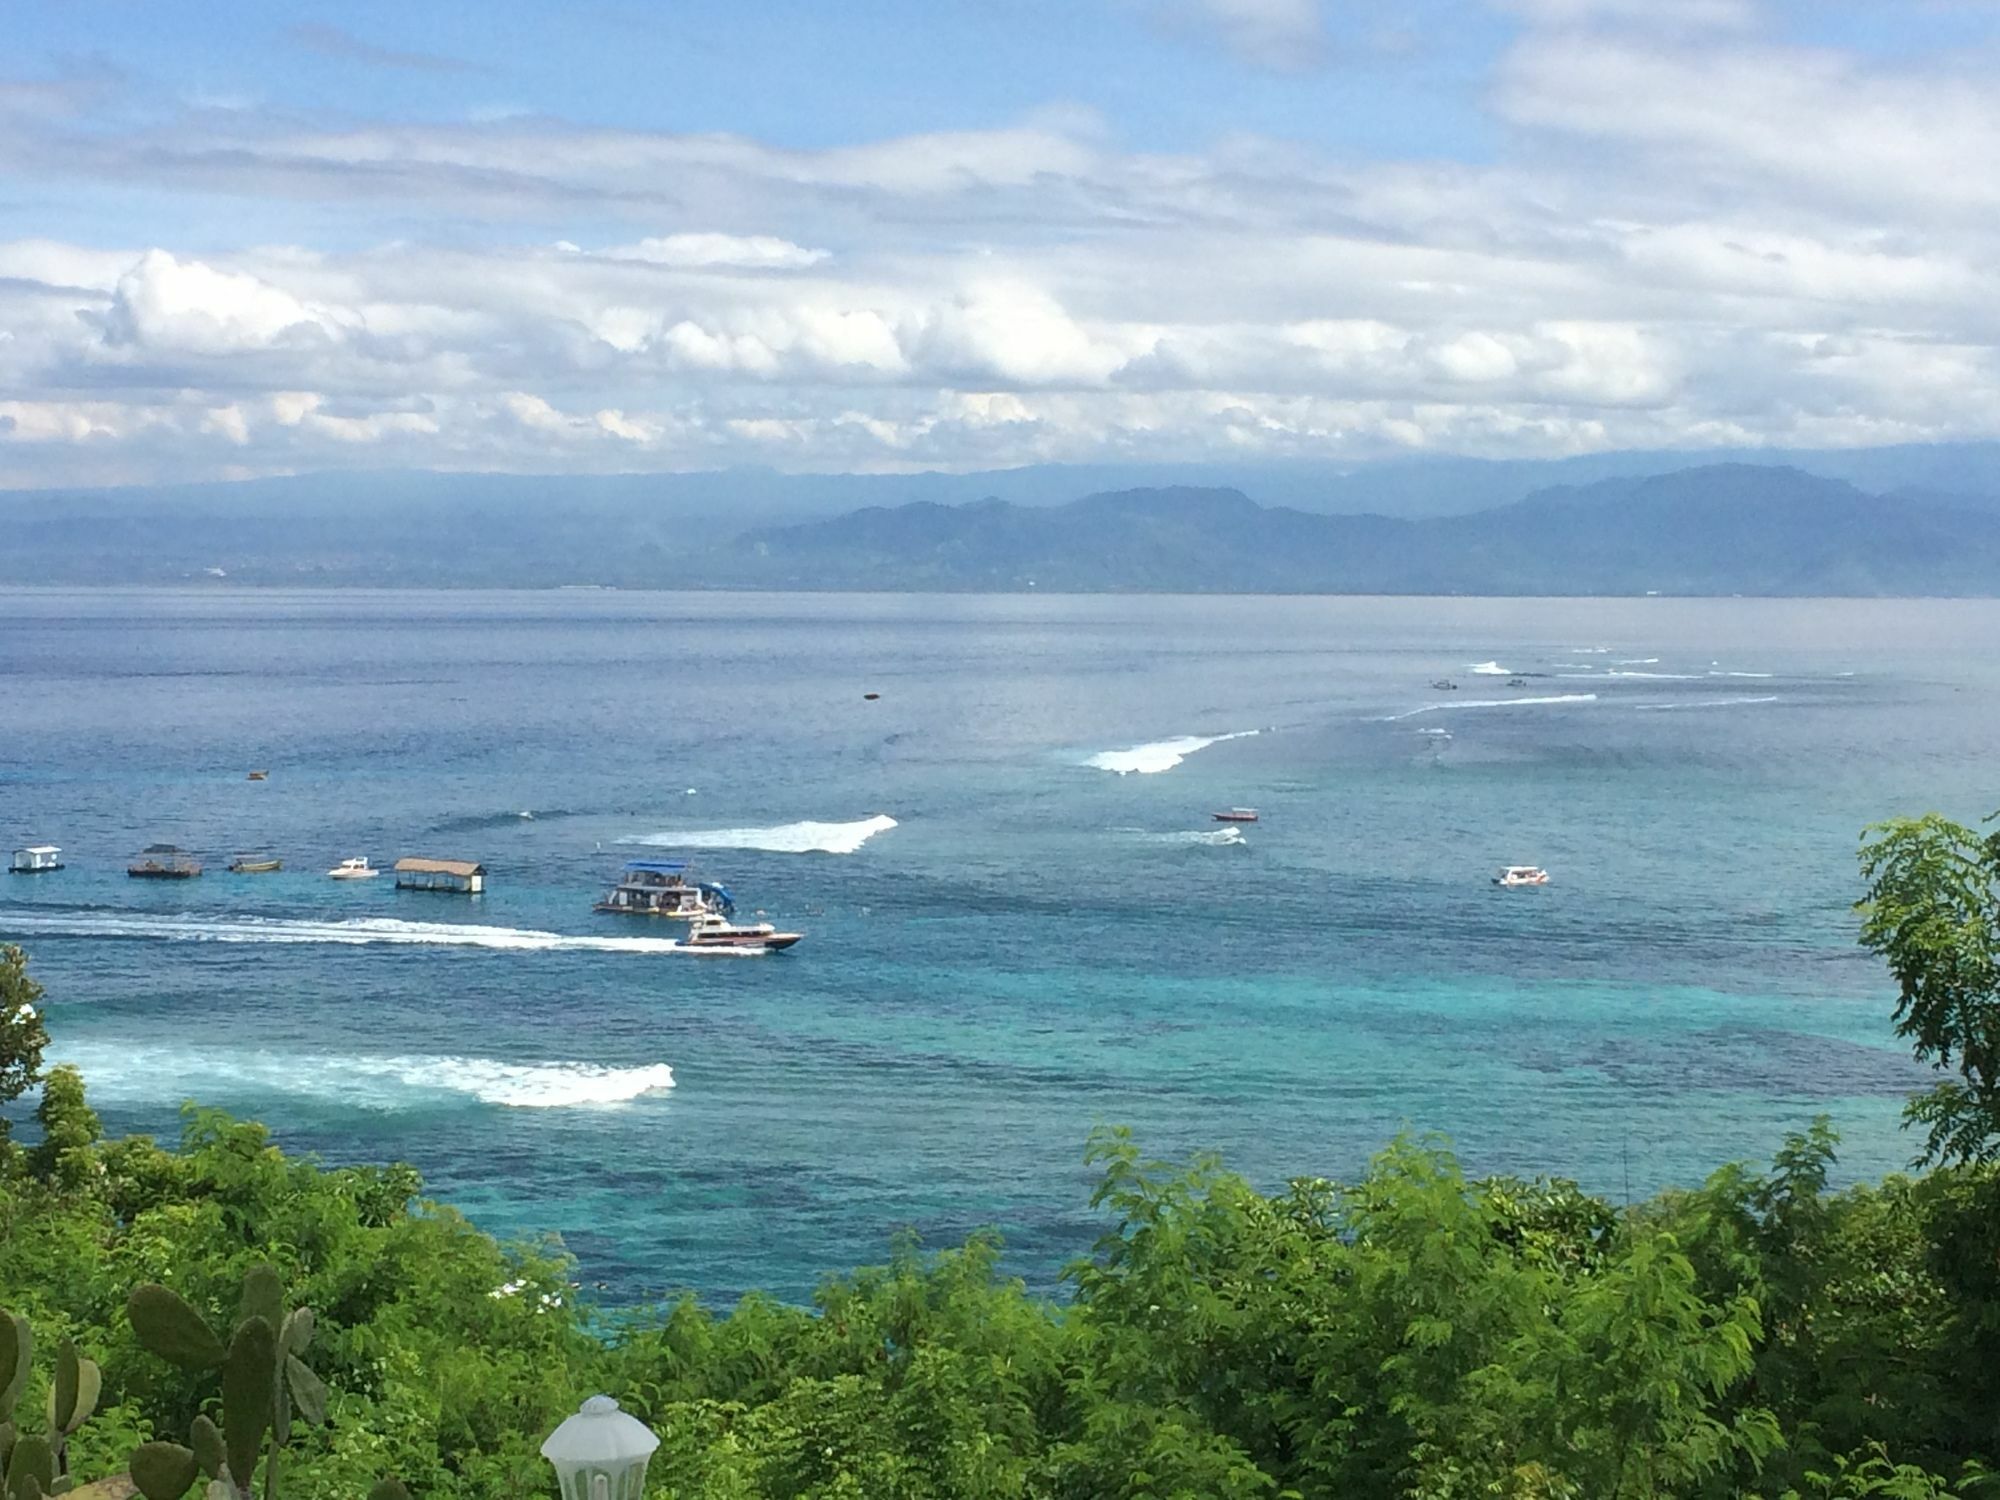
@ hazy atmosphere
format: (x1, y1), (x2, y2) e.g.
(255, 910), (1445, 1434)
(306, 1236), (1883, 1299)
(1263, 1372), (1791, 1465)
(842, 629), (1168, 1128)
(8, 1), (2000, 486)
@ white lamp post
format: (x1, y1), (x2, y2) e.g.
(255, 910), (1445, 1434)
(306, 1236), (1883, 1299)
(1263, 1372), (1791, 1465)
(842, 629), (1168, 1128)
(541, 1395), (660, 1500)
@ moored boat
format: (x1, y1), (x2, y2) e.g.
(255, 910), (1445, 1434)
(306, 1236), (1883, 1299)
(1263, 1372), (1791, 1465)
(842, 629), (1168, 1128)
(328, 857), (380, 880)
(229, 855), (282, 873)
(684, 913), (803, 952)
(1493, 865), (1551, 888)
(10, 845), (62, 874)
(595, 860), (733, 919)
(1210, 808), (1259, 823)
(129, 844), (201, 879)
(1431, 679), (1459, 691)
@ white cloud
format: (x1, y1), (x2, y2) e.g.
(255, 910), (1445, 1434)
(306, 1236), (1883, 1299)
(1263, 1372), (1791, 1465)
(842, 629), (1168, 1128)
(9, 24), (2000, 485)
(1140, 0), (1327, 71)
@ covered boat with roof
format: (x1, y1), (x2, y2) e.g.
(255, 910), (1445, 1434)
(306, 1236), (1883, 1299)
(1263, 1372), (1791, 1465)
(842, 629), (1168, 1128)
(594, 859), (734, 919)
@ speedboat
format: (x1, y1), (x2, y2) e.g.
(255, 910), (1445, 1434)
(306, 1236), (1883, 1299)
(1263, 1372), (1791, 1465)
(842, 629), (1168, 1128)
(328, 857), (380, 880)
(1493, 865), (1550, 888)
(683, 913), (802, 952)
(1211, 808), (1259, 823)
(1506, 677), (1529, 687)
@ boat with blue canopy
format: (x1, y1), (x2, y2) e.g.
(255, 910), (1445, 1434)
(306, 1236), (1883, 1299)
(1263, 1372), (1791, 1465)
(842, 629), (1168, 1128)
(594, 859), (734, 919)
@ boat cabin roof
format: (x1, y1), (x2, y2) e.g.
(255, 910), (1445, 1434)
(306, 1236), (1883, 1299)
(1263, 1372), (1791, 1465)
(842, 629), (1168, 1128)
(395, 857), (485, 877)
(141, 843), (188, 854)
(16, 845), (59, 856)
(622, 859), (688, 874)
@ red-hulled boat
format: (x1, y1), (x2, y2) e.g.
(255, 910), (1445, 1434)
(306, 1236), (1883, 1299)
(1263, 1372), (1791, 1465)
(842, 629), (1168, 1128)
(1210, 808), (1259, 824)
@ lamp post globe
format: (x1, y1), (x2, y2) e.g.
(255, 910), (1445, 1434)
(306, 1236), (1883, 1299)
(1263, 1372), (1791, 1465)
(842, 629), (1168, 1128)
(540, 1395), (660, 1500)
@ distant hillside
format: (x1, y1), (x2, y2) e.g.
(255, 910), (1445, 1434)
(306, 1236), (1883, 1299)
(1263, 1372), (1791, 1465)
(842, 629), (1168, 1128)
(727, 466), (2000, 595)
(5, 460), (2000, 593)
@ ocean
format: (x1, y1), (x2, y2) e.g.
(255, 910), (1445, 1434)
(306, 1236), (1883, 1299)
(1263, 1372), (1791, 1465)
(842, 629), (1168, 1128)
(2, 589), (1993, 1303)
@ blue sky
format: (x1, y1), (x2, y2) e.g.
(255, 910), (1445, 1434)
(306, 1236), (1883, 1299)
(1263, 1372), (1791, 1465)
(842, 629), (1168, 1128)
(5, 0), (2000, 484)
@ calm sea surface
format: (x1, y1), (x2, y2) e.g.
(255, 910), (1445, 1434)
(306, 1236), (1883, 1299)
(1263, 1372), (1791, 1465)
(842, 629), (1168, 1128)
(2, 589), (1994, 1301)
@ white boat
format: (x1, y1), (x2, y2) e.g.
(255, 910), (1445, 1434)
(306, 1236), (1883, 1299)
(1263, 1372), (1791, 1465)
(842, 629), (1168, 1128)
(1493, 865), (1550, 888)
(683, 913), (803, 952)
(328, 857), (381, 880)
(10, 845), (63, 874)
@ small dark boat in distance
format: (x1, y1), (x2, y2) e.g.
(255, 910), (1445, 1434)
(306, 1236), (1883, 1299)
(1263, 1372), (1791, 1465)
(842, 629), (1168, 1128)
(247, 770), (269, 781)
(1506, 676), (1529, 687)
(1211, 808), (1260, 823)
(863, 692), (881, 701)
(229, 856), (282, 873)
(1431, 679), (1458, 691)
(130, 844), (202, 879)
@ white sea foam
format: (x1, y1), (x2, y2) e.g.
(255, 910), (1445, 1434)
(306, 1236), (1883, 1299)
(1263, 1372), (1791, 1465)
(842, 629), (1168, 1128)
(1616, 658), (1660, 665)
(1568, 647), (1610, 654)
(1085, 730), (1259, 775)
(1381, 693), (1597, 721)
(1604, 670), (1703, 680)
(1631, 696), (1780, 712)
(1708, 670), (1774, 678)
(0, 911), (750, 955)
(625, 814), (897, 854)
(53, 1041), (676, 1110)
(1469, 661), (1514, 676)
(1142, 827), (1250, 847)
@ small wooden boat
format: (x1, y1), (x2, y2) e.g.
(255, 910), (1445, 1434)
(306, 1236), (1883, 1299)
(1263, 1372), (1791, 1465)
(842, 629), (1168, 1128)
(247, 770), (269, 781)
(1211, 808), (1260, 823)
(129, 844), (201, 879)
(229, 856), (282, 874)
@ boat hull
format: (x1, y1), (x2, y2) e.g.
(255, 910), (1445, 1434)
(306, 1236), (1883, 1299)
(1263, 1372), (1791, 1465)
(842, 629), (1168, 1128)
(129, 868), (200, 879)
(8, 865), (63, 874)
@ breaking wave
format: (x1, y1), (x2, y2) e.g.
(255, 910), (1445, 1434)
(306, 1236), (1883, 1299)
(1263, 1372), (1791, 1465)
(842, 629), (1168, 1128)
(0, 910), (740, 955)
(1468, 661), (1514, 676)
(1604, 670), (1702, 680)
(1086, 730), (1259, 775)
(1616, 658), (1660, 665)
(1381, 694), (1597, 721)
(53, 1041), (676, 1110)
(1709, 670), (1774, 678)
(1632, 696), (1780, 712)
(624, 814), (897, 855)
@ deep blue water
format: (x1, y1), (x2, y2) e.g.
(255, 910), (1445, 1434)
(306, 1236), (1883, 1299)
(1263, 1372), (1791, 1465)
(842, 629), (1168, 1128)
(2, 589), (1993, 1303)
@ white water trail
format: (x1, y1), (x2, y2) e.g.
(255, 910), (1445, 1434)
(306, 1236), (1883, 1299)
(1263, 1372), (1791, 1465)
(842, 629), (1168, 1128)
(1381, 694), (1597, 722)
(1086, 730), (1259, 775)
(1140, 827), (1250, 847)
(624, 814), (896, 854)
(0, 911), (756, 955)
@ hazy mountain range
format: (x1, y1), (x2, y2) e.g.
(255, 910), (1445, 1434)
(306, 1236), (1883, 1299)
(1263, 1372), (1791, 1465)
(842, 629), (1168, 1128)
(7, 447), (2000, 594)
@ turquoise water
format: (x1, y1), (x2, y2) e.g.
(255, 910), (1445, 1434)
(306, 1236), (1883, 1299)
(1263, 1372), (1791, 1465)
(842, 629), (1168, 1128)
(1, 589), (1993, 1301)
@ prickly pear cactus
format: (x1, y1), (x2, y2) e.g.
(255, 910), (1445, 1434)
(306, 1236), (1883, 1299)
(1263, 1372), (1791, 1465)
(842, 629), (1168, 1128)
(1, 1307), (102, 1500)
(124, 1266), (344, 1500)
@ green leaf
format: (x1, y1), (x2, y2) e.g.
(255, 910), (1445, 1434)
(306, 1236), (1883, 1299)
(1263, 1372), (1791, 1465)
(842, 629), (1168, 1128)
(220, 1317), (276, 1495)
(48, 1344), (77, 1436)
(62, 1361), (99, 1438)
(234, 1267), (283, 1338)
(0, 1314), (31, 1421)
(126, 1288), (225, 1371)
(279, 1308), (313, 1359)
(283, 1357), (328, 1429)
(5, 1432), (53, 1500)
(129, 1442), (201, 1500)
(187, 1419), (223, 1482)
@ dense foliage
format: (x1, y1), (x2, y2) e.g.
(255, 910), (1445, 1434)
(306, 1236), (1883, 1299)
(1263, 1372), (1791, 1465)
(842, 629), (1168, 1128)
(0, 811), (1997, 1497)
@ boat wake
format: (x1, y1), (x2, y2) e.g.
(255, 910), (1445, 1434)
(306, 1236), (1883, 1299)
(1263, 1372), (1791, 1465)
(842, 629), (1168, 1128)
(0, 910), (755, 955)
(623, 814), (897, 854)
(1140, 827), (1250, 847)
(52, 1041), (676, 1110)
(1381, 694), (1597, 721)
(1086, 730), (1259, 775)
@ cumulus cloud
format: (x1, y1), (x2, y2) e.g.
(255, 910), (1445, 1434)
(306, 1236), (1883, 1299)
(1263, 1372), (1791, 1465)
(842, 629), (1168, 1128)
(7, 14), (2000, 485)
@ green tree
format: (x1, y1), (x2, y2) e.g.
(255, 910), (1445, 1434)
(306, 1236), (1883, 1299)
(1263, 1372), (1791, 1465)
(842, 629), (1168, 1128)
(0, 943), (51, 1153)
(30, 1065), (103, 1193)
(1858, 813), (2000, 1164)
